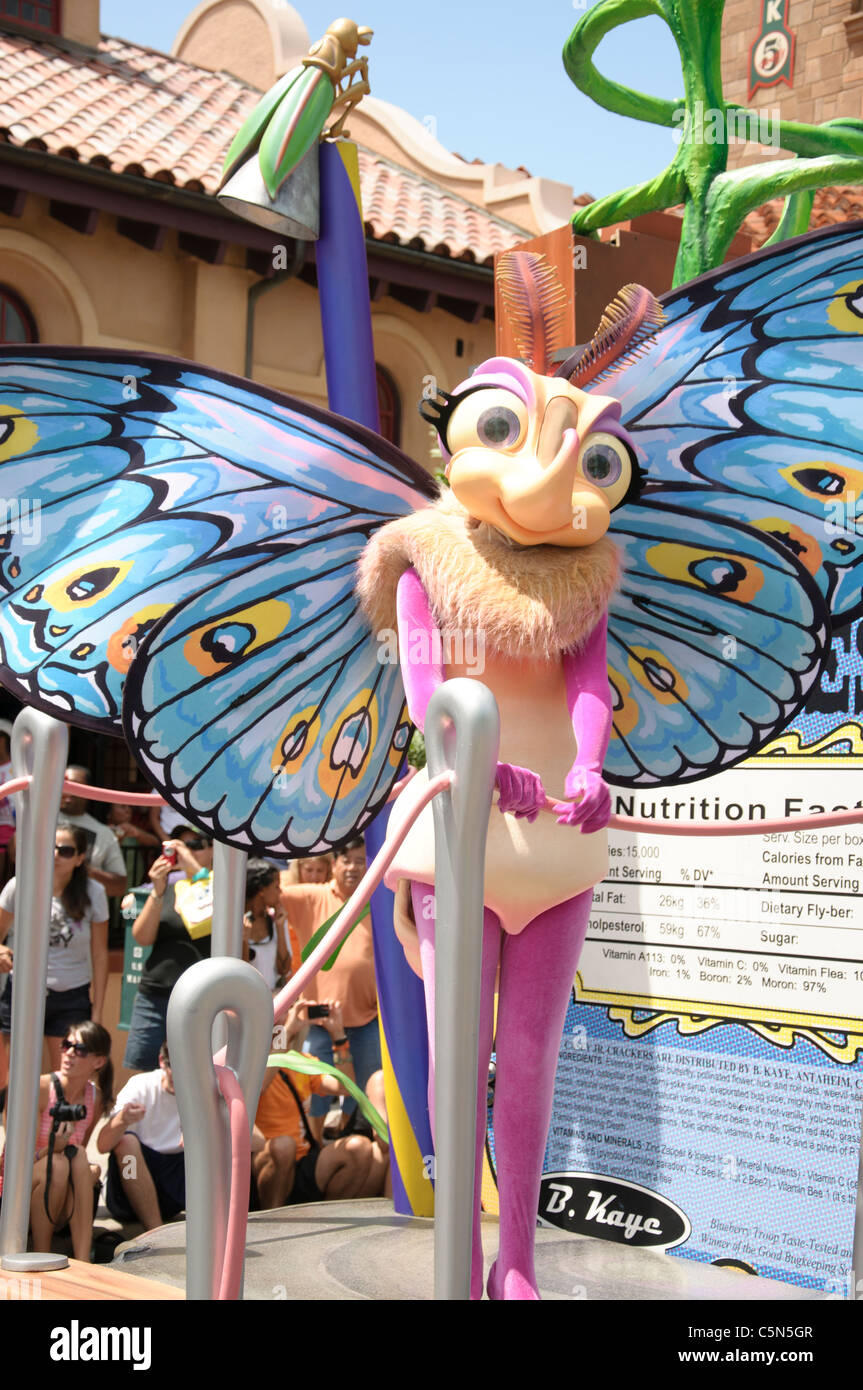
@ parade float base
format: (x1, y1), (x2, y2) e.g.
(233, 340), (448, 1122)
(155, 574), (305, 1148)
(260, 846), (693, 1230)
(112, 1200), (825, 1300)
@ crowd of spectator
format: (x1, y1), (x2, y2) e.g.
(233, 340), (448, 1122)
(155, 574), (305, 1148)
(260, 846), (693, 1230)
(0, 760), (389, 1263)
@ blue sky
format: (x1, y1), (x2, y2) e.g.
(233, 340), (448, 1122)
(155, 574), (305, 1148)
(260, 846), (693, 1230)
(100, 0), (690, 200)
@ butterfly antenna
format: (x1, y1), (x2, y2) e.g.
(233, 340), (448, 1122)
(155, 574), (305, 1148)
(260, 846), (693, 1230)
(496, 250), (568, 376)
(556, 284), (665, 389)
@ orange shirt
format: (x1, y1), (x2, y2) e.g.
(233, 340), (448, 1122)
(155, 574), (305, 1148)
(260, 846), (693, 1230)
(288, 924), (301, 976)
(256, 1067), (325, 1160)
(279, 878), (378, 1028)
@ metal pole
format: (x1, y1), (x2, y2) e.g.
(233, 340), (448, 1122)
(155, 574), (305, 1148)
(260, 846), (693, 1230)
(167, 957), (272, 1300)
(317, 139), (379, 428)
(316, 135), (435, 1215)
(211, 842), (247, 961)
(0, 708), (68, 1270)
(425, 679), (499, 1300)
(210, 842), (247, 1055)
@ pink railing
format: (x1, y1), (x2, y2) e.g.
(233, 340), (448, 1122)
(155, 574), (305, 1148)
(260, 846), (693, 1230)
(214, 1065), (251, 1302)
(3, 774), (857, 840)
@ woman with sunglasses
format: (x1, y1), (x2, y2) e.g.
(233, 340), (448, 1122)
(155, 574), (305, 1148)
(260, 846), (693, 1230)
(0, 1020), (112, 1262)
(0, 824), (109, 1074)
(123, 830), (214, 1072)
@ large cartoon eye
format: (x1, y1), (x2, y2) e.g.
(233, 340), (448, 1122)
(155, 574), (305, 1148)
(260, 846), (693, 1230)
(446, 389), (528, 455)
(576, 432), (634, 510)
(581, 439), (623, 486)
(477, 405), (521, 446)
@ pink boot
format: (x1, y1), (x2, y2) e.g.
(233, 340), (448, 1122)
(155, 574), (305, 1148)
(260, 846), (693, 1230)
(487, 889), (594, 1300)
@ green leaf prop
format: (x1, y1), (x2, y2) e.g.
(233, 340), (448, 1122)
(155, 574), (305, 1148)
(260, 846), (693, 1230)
(563, 0), (863, 282)
(300, 903), (370, 971)
(267, 1051), (388, 1142)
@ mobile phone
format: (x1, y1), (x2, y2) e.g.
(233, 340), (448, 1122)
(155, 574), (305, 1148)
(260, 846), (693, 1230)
(307, 1004), (330, 1019)
(162, 841), (177, 867)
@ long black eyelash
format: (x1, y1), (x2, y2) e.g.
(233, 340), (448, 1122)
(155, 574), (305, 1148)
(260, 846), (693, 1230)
(613, 448), (647, 512)
(417, 384), (489, 452)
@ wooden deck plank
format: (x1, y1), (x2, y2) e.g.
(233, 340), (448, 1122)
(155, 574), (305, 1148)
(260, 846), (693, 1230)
(0, 1259), (184, 1300)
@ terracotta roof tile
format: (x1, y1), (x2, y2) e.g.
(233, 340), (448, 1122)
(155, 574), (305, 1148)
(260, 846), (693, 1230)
(355, 147), (526, 262)
(0, 28), (527, 264)
(741, 185), (863, 244)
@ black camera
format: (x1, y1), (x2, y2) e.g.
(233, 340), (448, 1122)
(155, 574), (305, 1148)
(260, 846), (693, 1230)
(50, 1075), (85, 1128)
(42, 1079), (87, 1224)
(50, 1098), (86, 1126)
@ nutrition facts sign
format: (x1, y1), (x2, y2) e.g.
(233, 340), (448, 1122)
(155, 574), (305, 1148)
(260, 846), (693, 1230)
(540, 621), (863, 1295)
(582, 767), (861, 1029)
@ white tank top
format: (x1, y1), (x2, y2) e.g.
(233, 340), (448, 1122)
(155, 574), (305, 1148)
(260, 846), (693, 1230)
(248, 930), (280, 991)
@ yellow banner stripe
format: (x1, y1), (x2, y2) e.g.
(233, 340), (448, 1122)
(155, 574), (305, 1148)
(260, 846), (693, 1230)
(379, 1018), (434, 1217)
(336, 140), (363, 216)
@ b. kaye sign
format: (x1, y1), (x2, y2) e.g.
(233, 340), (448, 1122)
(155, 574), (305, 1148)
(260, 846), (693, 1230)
(539, 1172), (691, 1249)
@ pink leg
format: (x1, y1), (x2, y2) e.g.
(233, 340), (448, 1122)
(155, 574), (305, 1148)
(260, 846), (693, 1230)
(488, 888), (594, 1301)
(410, 882), (501, 1299)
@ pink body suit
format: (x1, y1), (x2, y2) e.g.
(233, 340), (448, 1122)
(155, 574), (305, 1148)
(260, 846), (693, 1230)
(389, 565), (613, 1300)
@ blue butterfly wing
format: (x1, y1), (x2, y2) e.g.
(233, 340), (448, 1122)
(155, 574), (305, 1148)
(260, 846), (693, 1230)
(0, 350), (433, 738)
(605, 503), (826, 783)
(600, 220), (863, 784)
(123, 534), (412, 854)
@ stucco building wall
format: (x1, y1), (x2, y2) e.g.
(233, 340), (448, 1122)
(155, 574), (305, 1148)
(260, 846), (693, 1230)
(0, 196), (495, 468)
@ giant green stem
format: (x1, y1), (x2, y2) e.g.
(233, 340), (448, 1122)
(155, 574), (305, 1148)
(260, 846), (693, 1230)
(563, 0), (863, 282)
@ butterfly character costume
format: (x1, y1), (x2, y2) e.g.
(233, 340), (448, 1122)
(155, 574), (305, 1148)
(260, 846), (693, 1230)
(0, 221), (861, 1298)
(357, 336), (638, 1300)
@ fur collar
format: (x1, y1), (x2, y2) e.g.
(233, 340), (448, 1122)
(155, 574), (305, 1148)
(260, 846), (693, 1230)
(357, 489), (619, 661)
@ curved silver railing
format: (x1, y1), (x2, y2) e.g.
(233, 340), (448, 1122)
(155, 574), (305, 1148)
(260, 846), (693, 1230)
(166, 958), (272, 1300)
(0, 708), (251, 1273)
(0, 709), (69, 1271)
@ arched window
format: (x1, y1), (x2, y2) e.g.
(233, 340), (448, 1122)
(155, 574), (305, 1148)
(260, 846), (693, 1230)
(0, 286), (36, 343)
(376, 364), (401, 447)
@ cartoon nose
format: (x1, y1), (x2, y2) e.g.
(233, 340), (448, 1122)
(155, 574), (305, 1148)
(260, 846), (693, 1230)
(499, 413), (582, 531)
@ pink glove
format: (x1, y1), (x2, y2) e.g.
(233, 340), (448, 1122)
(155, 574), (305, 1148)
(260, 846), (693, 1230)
(495, 762), (547, 822)
(552, 766), (611, 834)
